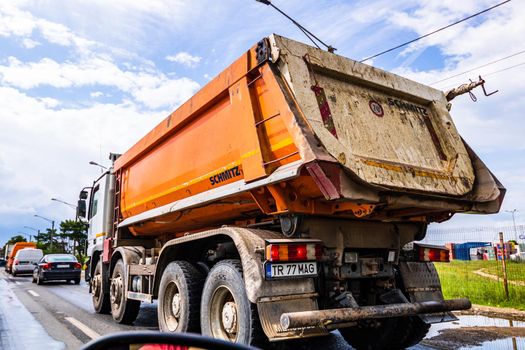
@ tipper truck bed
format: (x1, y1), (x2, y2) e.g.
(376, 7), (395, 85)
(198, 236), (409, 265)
(78, 34), (504, 349)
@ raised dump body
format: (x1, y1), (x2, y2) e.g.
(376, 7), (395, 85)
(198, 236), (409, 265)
(114, 34), (503, 237)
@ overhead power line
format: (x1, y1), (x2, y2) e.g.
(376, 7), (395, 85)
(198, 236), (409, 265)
(360, 0), (511, 63)
(484, 61), (525, 77)
(430, 49), (525, 85)
(438, 61), (525, 91)
(255, 0), (336, 52)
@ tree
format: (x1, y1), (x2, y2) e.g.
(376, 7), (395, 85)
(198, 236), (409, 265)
(35, 228), (60, 254)
(60, 219), (88, 259)
(6, 235), (27, 245)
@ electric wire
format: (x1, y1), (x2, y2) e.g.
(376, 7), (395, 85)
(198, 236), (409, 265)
(255, 0), (335, 52)
(360, 0), (511, 63)
(437, 61), (525, 91)
(430, 49), (525, 85)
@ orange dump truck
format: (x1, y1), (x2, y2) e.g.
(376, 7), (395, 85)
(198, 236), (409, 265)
(5, 241), (36, 273)
(78, 35), (504, 348)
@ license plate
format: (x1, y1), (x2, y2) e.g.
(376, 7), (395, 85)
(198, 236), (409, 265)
(265, 262), (317, 279)
(57, 264), (69, 268)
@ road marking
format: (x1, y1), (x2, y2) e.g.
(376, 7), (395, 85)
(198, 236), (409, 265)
(27, 289), (39, 297)
(65, 317), (100, 340)
(15, 281), (21, 285)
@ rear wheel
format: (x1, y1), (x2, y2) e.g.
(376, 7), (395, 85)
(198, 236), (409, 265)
(158, 261), (204, 333)
(110, 259), (140, 324)
(200, 260), (265, 346)
(36, 273), (44, 285)
(92, 259), (110, 314)
(74, 278), (80, 285)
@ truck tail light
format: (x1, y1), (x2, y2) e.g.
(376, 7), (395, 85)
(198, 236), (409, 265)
(14, 259), (19, 265)
(73, 263), (82, 269)
(266, 243), (322, 262)
(419, 246), (450, 262)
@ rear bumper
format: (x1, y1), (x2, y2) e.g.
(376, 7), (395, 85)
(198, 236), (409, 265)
(280, 298), (471, 330)
(42, 270), (81, 281)
(13, 265), (35, 273)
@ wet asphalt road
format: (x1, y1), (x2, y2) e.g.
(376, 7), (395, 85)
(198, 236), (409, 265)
(0, 270), (522, 350)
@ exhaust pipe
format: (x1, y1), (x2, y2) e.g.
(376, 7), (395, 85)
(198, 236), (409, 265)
(280, 298), (471, 330)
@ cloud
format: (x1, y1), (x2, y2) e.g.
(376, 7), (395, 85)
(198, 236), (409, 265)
(21, 37), (39, 48)
(166, 52), (202, 68)
(0, 55), (200, 109)
(0, 2), (95, 51)
(90, 91), (103, 98)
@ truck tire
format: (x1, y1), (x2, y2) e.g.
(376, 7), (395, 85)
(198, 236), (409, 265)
(92, 259), (110, 314)
(339, 316), (430, 350)
(200, 260), (266, 346)
(158, 261), (204, 333)
(110, 259), (140, 324)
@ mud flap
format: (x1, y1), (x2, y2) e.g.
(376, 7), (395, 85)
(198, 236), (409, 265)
(399, 262), (457, 324)
(257, 294), (328, 341)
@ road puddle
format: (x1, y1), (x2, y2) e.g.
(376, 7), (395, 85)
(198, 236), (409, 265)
(423, 315), (525, 349)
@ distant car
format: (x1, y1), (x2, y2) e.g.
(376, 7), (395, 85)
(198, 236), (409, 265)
(0, 258), (6, 267)
(12, 248), (43, 276)
(32, 254), (82, 285)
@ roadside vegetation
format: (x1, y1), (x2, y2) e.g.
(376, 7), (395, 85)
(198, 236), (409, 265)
(435, 260), (525, 310)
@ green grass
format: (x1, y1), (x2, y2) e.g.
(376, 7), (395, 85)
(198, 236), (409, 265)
(434, 260), (525, 310)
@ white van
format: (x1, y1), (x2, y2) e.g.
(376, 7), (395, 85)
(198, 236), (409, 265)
(12, 248), (44, 276)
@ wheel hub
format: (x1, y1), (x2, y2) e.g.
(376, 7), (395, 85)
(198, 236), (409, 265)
(221, 301), (238, 334)
(110, 276), (123, 305)
(92, 275), (101, 295)
(171, 293), (181, 317)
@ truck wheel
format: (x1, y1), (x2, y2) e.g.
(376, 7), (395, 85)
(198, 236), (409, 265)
(200, 260), (266, 346)
(92, 259), (110, 314)
(339, 316), (430, 350)
(158, 261), (204, 333)
(110, 259), (140, 324)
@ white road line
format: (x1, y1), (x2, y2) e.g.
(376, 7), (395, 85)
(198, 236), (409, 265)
(27, 289), (39, 297)
(15, 281), (21, 285)
(65, 316), (100, 340)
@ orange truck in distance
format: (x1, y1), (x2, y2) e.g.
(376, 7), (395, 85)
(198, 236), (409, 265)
(77, 35), (504, 348)
(5, 241), (36, 274)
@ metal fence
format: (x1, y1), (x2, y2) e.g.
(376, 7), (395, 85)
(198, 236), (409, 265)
(419, 224), (525, 308)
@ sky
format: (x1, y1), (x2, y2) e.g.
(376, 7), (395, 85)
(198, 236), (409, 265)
(0, 0), (523, 246)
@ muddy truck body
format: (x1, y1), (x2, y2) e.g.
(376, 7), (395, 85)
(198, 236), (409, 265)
(78, 35), (504, 348)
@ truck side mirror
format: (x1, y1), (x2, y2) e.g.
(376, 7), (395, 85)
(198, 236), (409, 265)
(79, 190), (88, 200)
(77, 199), (87, 218)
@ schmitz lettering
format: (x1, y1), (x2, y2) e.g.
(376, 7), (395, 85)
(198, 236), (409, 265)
(387, 97), (428, 116)
(209, 166), (242, 186)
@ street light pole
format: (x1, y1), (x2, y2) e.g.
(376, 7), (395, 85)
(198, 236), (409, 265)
(89, 161), (107, 174)
(51, 198), (77, 209)
(506, 209), (519, 241)
(17, 232), (32, 242)
(34, 214), (55, 251)
(51, 197), (79, 222)
(24, 226), (40, 242)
